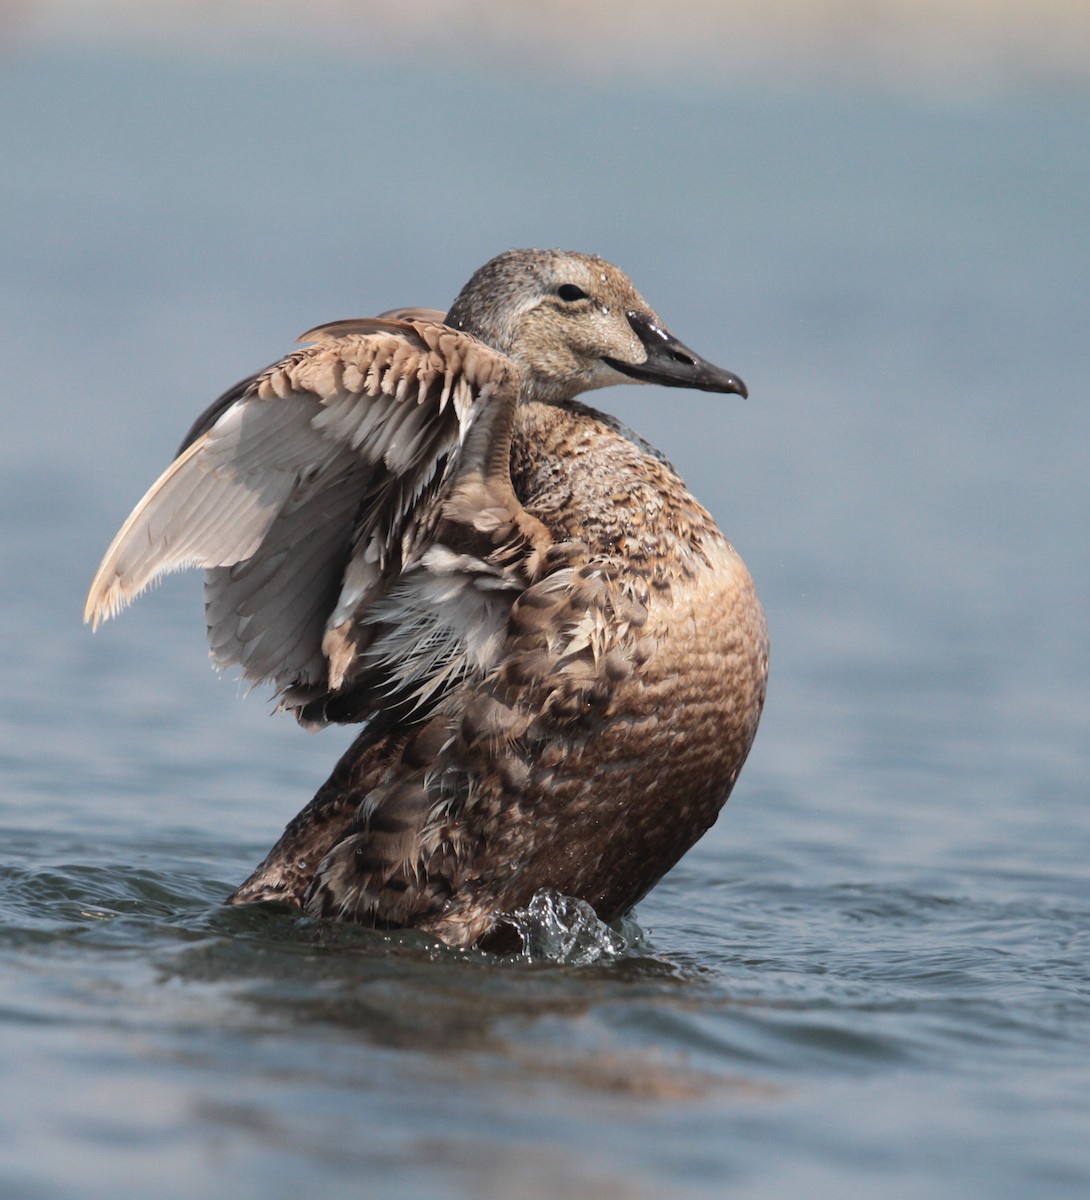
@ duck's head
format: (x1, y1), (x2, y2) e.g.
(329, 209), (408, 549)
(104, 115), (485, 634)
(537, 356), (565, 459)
(444, 248), (747, 405)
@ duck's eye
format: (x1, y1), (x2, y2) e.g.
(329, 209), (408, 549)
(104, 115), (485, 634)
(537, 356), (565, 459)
(556, 284), (589, 303)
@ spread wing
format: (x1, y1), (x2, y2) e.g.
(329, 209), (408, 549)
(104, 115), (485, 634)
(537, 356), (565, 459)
(85, 317), (527, 722)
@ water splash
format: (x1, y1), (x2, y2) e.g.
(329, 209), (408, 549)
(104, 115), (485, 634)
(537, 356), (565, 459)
(505, 889), (641, 965)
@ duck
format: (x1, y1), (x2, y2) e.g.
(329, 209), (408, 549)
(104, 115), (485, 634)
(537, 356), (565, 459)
(85, 248), (769, 951)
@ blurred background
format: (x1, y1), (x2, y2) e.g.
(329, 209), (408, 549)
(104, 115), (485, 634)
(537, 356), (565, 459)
(1, 4), (1088, 1200)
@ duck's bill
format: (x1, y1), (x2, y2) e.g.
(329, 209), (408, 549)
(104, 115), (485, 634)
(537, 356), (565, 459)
(604, 310), (748, 397)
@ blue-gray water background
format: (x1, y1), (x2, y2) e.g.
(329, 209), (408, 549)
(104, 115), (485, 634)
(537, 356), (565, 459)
(1, 8), (1088, 1198)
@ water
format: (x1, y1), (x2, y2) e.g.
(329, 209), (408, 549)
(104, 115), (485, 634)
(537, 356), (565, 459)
(2, 24), (1089, 1200)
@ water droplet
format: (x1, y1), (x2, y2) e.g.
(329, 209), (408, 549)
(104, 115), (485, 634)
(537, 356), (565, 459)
(504, 888), (635, 964)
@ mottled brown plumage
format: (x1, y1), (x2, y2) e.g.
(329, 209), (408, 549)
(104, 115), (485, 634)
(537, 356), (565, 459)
(86, 249), (768, 950)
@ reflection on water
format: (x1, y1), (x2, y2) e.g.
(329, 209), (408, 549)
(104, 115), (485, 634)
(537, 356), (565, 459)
(1, 23), (1089, 1200)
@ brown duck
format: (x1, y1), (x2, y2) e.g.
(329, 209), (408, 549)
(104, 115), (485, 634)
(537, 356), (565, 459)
(86, 249), (769, 950)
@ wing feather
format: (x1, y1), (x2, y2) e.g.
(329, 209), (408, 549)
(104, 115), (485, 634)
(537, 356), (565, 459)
(85, 393), (337, 627)
(204, 463), (365, 686)
(86, 317), (529, 724)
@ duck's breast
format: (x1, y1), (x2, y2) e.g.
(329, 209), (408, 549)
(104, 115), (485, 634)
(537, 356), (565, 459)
(494, 400), (769, 916)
